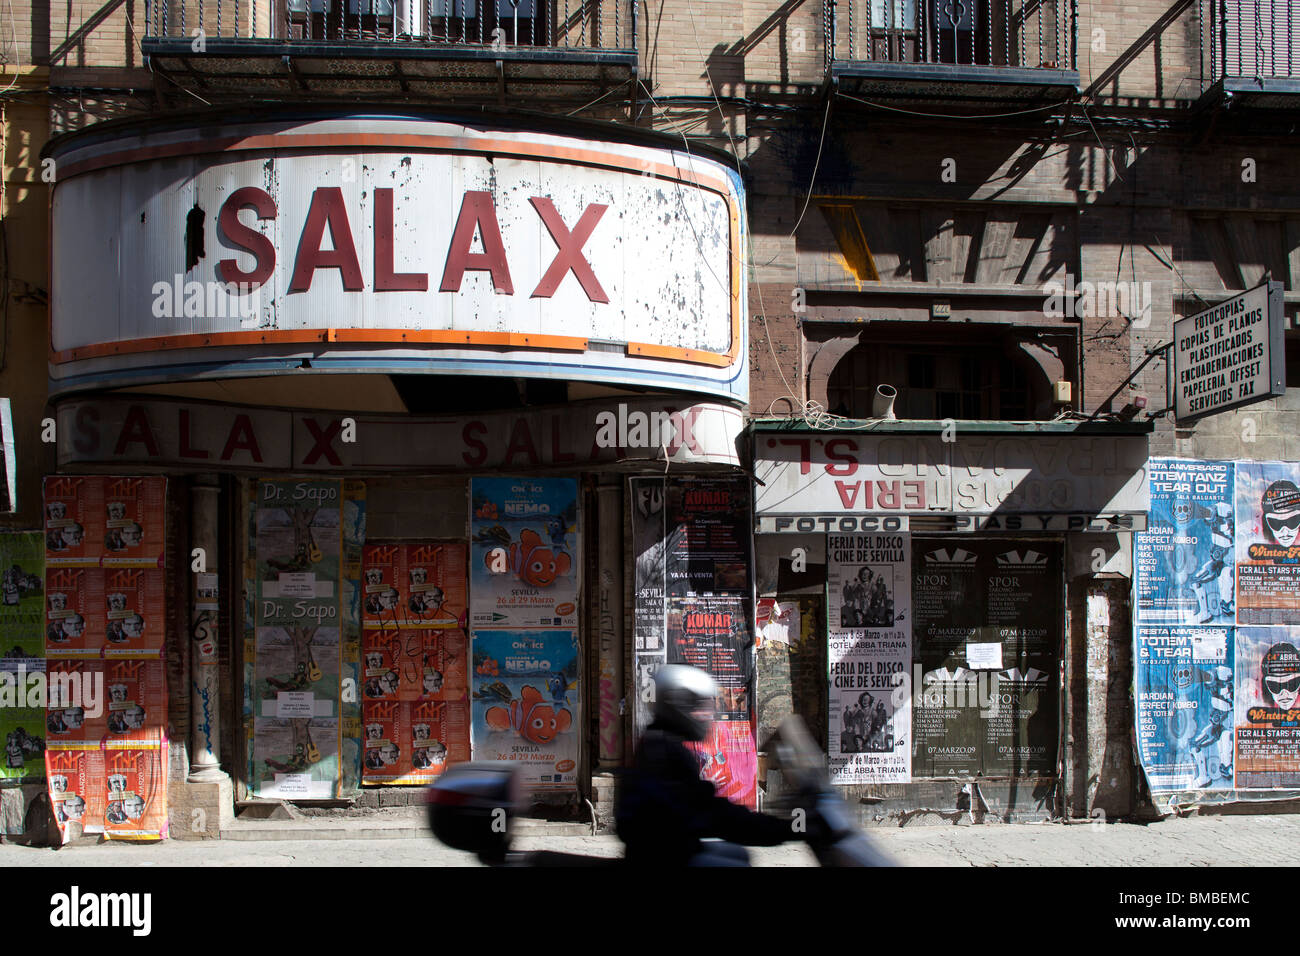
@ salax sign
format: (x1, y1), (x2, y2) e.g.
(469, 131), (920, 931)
(48, 117), (744, 401)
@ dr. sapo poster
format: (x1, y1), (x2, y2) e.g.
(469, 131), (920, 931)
(470, 630), (578, 790)
(470, 479), (578, 629)
(827, 533), (912, 784)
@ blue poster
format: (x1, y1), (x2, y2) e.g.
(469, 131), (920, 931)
(470, 630), (579, 790)
(1136, 459), (1235, 625)
(469, 478), (579, 629)
(1135, 625), (1234, 791)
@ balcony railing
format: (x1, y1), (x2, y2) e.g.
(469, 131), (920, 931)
(1203, 0), (1299, 80)
(824, 0), (1076, 70)
(143, 0), (635, 52)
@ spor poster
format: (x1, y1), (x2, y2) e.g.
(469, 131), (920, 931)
(1235, 461), (1300, 625)
(470, 478), (578, 629)
(911, 539), (1060, 778)
(827, 533), (912, 784)
(1234, 626), (1300, 789)
(1137, 459), (1236, 625)
(1134, 625), (1234, 791)
(470, 630), (579, 790)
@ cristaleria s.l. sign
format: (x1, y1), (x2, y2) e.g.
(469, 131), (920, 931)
(47, 115), (745, 401)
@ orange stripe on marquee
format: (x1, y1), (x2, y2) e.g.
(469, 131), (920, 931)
(50, 328), (592, 363)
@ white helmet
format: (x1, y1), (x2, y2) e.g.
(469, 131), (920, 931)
(653, 665), (718, 742)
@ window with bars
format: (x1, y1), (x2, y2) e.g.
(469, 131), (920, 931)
(284, 0), (547, 43)
(1219, 0), (1300, 78)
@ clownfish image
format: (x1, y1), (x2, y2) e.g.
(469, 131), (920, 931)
(486, 685), (572, 745)
(489, 529), (571, 588)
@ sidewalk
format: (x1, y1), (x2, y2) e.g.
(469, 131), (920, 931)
(3, 813), (1297, 866)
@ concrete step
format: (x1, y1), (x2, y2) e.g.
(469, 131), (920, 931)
(220, 811), (591, 841)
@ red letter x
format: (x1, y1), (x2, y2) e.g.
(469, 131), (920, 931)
(302, 418), (343, 466)
(529, 197), (609, 303)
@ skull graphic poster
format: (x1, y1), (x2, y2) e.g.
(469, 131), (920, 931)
(1234, 626), (1300, 789)
(470, 630), (579, 790)
(470, 478), (579, 629)
(1235, 460), (1300, 625)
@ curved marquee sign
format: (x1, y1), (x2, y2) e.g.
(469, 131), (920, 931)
(48, 116), (746, 401)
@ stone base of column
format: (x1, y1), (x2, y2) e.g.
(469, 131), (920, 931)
(168, 773), (234, 840)
(589, 772), (617, 832)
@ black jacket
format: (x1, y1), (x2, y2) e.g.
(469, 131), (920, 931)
(615, 721), (791, 865)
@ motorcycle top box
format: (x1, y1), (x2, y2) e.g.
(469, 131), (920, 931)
(426, 762), (523, 864)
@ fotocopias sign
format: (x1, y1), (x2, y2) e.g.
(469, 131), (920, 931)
(47, 115), (746, 402)
(1172, 280), (1285, 424)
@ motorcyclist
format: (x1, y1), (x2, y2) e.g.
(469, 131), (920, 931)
(615, 664), (798, 866)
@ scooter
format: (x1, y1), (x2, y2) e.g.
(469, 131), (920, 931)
(426, 716), (894, 867)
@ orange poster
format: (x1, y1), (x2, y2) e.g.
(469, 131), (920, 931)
(45, 747), (106, 841)
(45, 568), (103, 658)
(362, 542), (467, 629)
(104, 660), (167, 743)
(102, 737), (169, 840)
(363, 698), (470, 784)
(98, 476), (167, 568)
(44, 660), (108, 743)
(362, 627), (468, 703)
(102, 569), (166, 658)
(44, 476), (103, 567)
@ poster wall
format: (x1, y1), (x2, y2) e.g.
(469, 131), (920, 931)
(361, 541), (470, 784)
(1235, 461), (1300, 626)
(1134, 625), (1234, 791)
(470, 630), (579, 790)
(827, 533), (912, 784)
(1137, 460), (1236, 625)
(910, 539), (1061, 778)
(1133, 457), (1300, 795)
(630, 476), (758, 807)
(1234, 627), (1300, 789)
(470, 478), (578, 629)
(42, 477), (168, 842)
(249, 479), (345, 799)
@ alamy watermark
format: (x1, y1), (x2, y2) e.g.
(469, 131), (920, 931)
(1042, 274), (1152, 327)
(0, 665), (103, 718)
(151, 275), (262, 320)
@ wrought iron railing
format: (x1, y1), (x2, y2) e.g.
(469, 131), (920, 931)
(824, 0), (1076, 69)
(1203, 0), (1299, 80)
(144, 0), (635, 51)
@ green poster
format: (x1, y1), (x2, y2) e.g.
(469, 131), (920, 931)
(0, 533), (44, 660)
